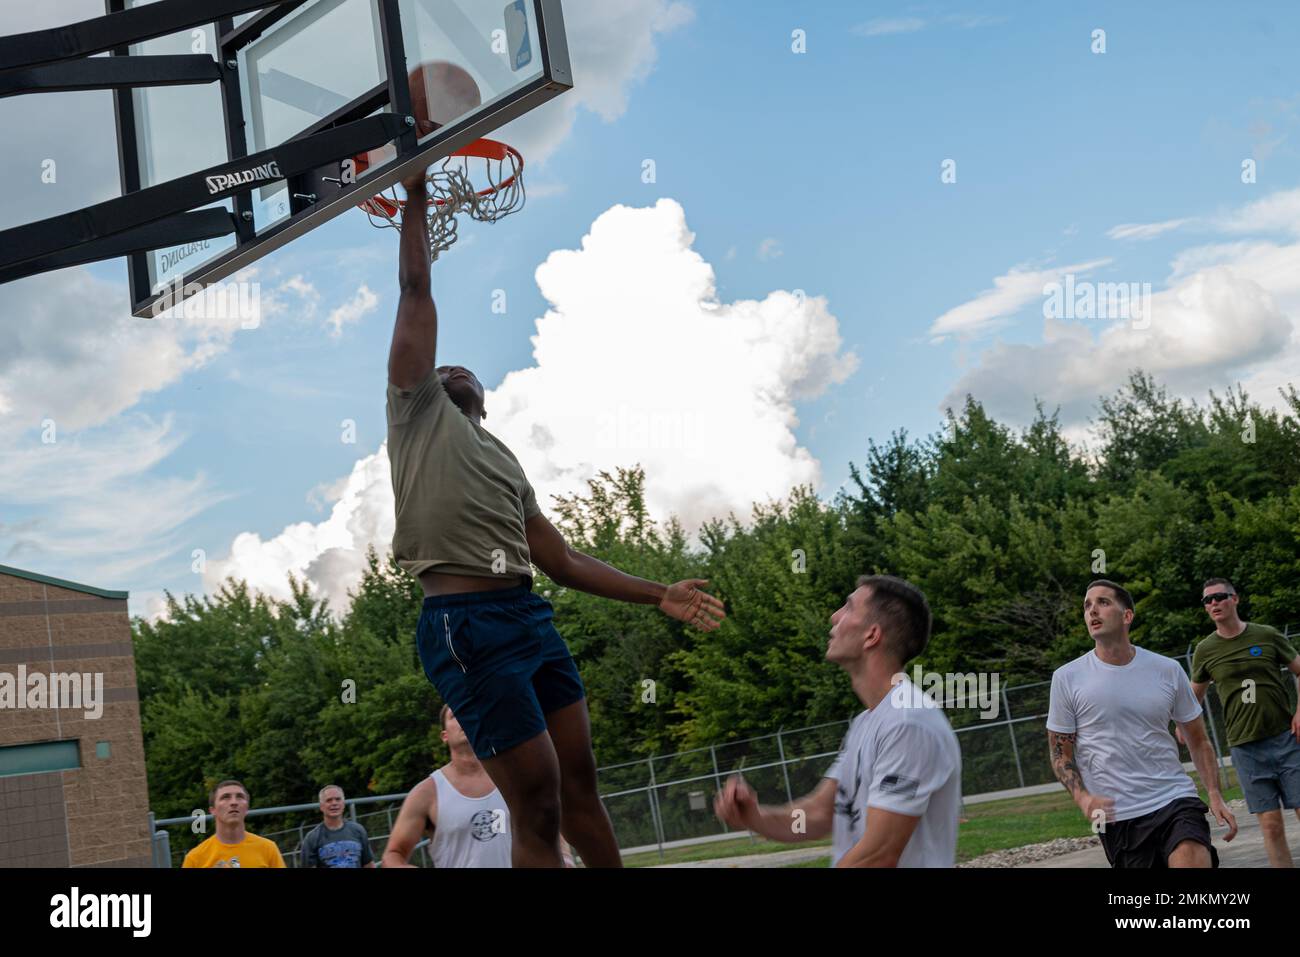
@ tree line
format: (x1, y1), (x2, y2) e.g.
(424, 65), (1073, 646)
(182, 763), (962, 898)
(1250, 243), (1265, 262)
(134, 372), (1300, 832)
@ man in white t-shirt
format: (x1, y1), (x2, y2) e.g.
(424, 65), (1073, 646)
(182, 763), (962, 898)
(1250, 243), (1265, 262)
(1046, 579), (1238, 867)
(714, 575), (961, 867)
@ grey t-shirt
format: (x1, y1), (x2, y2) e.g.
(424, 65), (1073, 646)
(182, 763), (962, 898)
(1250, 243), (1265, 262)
(1047, 646), (1202, 821)
(823, 679), (962, 867)
(387, 367), (541, 580)
(300, 820), (373, 868)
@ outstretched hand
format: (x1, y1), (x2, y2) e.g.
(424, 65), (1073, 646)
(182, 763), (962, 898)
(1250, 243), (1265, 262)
(658, 579), (726, 631)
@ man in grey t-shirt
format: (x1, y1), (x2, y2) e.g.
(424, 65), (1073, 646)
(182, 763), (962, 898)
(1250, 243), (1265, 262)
(1047, 580), (1237, 867)
(715, 575), (960, 867)
(299, 785), (375, 868)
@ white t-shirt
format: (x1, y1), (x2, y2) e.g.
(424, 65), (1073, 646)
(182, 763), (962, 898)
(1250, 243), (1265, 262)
(824, 679), (962, 867)
(1046, 645), (1201, 822)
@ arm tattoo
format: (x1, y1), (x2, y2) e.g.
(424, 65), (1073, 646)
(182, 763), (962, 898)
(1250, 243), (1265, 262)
(1048, 732), (1084, 797)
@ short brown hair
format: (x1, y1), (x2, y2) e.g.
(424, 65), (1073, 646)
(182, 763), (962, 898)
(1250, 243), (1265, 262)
(439, 703), (451, 729)
(1202, 577), (1235, 593)
(856, 575), (932, 664)
(209, 779), (249, 807)
(1087, 579), (1134, 612)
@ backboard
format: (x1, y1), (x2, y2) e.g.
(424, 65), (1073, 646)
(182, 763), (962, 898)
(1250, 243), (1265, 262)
(0, 0), (570, 316)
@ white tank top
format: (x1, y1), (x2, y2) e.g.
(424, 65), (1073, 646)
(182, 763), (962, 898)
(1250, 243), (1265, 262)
(428, 768), (512, 868)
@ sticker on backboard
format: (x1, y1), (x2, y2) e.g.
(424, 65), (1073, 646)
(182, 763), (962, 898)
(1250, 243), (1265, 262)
(153, 236), (226, 293)
(505, 1), (532, 71)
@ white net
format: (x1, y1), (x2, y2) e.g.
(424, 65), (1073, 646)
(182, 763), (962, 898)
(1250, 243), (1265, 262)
(360, 142), (525, 261)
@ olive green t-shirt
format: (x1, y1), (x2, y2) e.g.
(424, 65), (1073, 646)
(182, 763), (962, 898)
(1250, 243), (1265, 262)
(386, 366), (540, 581)
(1191, 623), (1298, 748)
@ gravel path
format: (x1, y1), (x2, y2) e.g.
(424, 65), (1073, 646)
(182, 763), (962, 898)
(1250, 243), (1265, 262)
(958, 836), (1102, 868)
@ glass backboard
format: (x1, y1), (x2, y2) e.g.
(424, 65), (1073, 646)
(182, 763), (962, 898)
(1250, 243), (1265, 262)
(105, 0), (570, 316)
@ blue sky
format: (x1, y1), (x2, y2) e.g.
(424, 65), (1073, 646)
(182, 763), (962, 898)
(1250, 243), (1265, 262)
(2, 1), (1299, 617)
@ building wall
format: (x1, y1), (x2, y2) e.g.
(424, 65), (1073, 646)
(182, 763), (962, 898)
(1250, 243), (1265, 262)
(0, 570), (152, 867)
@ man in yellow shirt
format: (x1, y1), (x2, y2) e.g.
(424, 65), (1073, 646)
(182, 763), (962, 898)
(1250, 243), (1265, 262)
(182, 780), (285, 868)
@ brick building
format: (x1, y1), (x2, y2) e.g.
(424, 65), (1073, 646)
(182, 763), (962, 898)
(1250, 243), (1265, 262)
(0, 564), (152, 867)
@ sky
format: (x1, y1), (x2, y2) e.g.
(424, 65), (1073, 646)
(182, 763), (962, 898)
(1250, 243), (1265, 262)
(2, 1), (1299, 620)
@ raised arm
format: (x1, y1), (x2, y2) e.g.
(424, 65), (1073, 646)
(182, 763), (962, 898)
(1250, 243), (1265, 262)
(525, 513), (725, 631)
(387, 169), (437, 391)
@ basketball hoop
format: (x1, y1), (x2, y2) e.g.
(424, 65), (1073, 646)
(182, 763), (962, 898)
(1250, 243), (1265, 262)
(358, 137), (525, 261)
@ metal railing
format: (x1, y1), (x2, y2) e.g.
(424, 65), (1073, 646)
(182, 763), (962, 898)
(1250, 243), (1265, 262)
(152, 793), (414, 868)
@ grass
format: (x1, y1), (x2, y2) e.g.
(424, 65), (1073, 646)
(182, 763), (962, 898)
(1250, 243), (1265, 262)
(622, 834), (832, 868)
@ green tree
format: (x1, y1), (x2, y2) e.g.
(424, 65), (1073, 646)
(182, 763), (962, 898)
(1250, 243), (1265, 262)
(673, 487), (859, 749)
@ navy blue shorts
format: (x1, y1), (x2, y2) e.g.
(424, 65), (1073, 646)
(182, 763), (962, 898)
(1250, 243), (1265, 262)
(416, 585), (585, 760)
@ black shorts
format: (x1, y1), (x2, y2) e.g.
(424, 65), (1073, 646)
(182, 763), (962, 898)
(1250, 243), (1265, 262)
(1099, 797), (1220, 868)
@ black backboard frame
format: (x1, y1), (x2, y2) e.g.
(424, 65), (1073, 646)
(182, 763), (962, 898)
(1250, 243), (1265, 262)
(106, 0), (571, 317)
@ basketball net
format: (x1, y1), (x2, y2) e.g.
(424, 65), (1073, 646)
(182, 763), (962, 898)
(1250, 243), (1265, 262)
(358, 139), (524, 262)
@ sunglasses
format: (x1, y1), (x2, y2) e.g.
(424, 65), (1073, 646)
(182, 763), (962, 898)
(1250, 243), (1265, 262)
(1201, 592), (1234, 606)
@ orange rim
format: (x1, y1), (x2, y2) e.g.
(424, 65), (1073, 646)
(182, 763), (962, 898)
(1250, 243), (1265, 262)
(357, 137), (523, 217)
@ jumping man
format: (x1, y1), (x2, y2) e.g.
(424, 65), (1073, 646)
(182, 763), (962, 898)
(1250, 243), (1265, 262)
(385, 167), (726, 868)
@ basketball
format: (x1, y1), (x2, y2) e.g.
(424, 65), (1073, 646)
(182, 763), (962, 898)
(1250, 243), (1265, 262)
(352, 61), (482, 174)
(409, 60), (482, 136)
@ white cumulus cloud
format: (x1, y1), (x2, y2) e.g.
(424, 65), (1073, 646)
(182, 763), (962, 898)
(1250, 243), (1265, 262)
(201, 198), (858, 612)
(490, 199), (858, 529)
(941, 266), (1293, 425)
(940, 188), (1300, 429)
(202, 448), (396, 613)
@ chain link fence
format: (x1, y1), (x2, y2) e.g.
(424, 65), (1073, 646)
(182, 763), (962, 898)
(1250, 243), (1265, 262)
(151, 626), (1295, 865)
(592, 626), (1295, 857)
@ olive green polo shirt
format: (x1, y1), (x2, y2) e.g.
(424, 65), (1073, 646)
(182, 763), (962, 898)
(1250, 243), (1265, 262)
(1191, 622), (1298, 748)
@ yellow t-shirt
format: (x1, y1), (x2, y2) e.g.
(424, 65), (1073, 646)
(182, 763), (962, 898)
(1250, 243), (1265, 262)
(182, 833), (285, 868)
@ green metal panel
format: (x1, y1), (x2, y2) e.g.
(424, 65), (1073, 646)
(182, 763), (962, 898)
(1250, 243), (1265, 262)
(0, 740), (81, 777)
